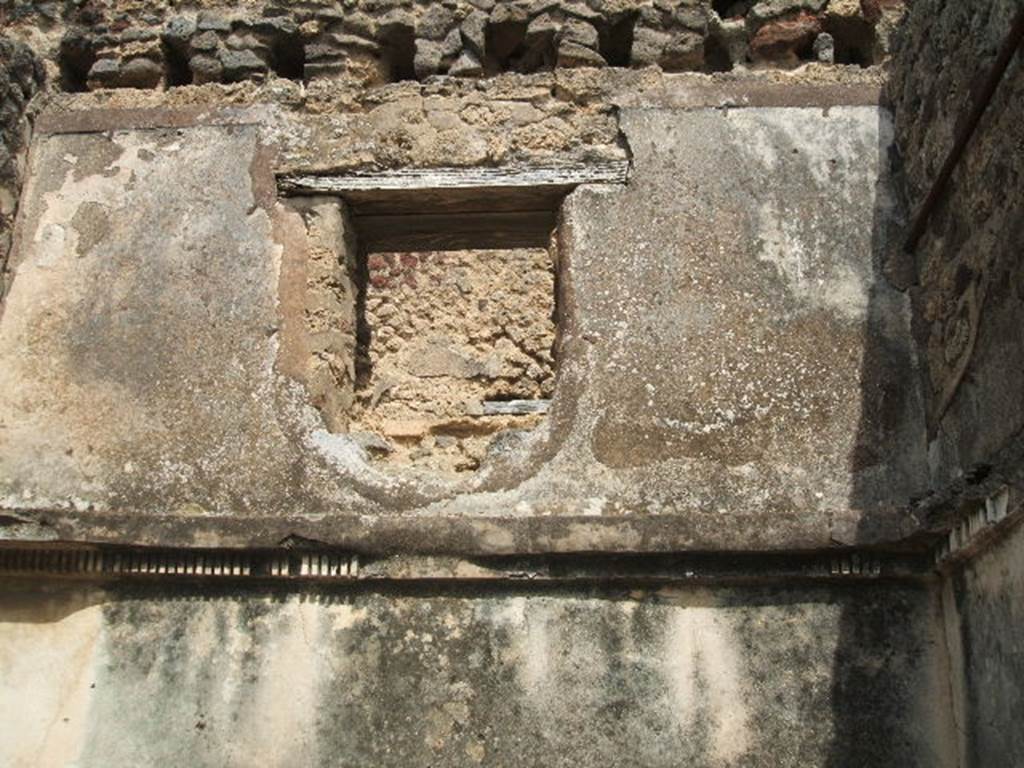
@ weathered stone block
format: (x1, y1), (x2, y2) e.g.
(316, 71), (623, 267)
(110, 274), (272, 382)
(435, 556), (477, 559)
(417, 4), (456, 41)
(189, 30), (221, 53)
(561, 19), (599, 49)
(196, 11), (232, 33)
(556, 39), (606, 68)
(750, 0), (829, 23)
(449, 48), (484, 76)
(163, 16), (197, 49)
(630, 26), (671, 66)
(219, 48), (267, 81)
(749, 12), (822, 65)
(414, 39), (445, 78)
(460, 10), (489, 57)
(189, 54), (223, 84)
(814, 31), (836, 61)
(661, 30), (705, 70)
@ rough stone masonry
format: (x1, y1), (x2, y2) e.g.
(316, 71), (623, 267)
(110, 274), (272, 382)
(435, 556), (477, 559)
(0, 1), (1022, 766)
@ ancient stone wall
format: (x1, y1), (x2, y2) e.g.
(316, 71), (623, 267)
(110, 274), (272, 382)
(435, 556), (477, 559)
(0, 92), (924, 550)
(889, 0), (1024, 491)
(5, 3), (1023, 766)
(3, 0), (905, 93)
(0, 35), (44, 293)
(888, 2), (1024, 765)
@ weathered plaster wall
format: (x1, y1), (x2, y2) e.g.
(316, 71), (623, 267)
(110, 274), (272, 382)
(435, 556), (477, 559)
(0, 85), (925, 552)
(941, 521), (1024, 768)
(888, 0), (1024, 494)
(0, 578), (954, 767)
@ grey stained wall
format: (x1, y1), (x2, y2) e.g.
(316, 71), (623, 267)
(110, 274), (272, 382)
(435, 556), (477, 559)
(942, 521), (1024, 768)
(0, 578), (954, 768)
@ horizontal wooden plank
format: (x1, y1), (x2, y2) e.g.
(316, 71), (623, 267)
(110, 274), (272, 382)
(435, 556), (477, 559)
(343, 186), (569, 216)
(357, 210), (556, 251)
(277, 161), (629, 197)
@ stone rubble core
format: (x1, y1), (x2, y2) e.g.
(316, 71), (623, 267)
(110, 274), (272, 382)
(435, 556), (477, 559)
(353, 246), (557, 473)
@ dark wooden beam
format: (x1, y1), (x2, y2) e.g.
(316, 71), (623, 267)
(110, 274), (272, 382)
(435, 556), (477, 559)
(356, 210), (558, 251)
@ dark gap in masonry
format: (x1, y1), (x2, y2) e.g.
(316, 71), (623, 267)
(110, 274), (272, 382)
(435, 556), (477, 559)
(826, 16), (878, 67)
(270, 34), (306, 81)
(161, 39), (192, 87)
(380, 24), (416, 82)
(58, 33), (95, 92)
(704, 32), (733, 72)
(598, 12), (636, 67)
(713, 0), (754, 19)
(352, 241), (374, 391)
(486, 18), (529, 74)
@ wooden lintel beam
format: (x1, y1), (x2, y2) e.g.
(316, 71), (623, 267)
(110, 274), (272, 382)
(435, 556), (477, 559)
(277, 161), (630, 197)
(357, 210), (557, 252)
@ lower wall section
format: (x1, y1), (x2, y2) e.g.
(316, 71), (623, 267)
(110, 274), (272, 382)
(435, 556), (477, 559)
(0, 580), (953, 767)
(945, 520), (1024, 768)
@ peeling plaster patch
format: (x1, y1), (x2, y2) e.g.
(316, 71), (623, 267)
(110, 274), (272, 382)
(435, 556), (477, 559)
(477, 523), (517, 551)
(756, 199), (808, 292)
(328, 603), (366, 632)
(739, 107), (889, 189)
(307, 428), (391, 487)
(0, 600), (102, 767)
(71, 202), (112, 258)
(519, 605), (553, 695)
(35, 224), (67, 267)
(663, 606), (752, 764)
(736, 107), (890, 321)
(755, 199), (870, 319)
(230, 599), (322, 765)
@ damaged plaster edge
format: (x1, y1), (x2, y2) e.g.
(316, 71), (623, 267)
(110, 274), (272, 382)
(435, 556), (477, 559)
(29, 77), (885, 139)
(0, 504), (939, 557)
(609, 77), (885, 111)
(33, 104), (278, 136)
(931, 487), (1024, 571)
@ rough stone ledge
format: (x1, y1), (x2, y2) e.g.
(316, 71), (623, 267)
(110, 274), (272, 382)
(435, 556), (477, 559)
(31, 77), (884, 138)
(0, 507), (919, 556)
(33, 104), (273, 135)
(609, 78), (883, 108)
(8, 489), (1016, 560)
(7, 474), (1017, 560)
(909, 425), (1024, 548)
